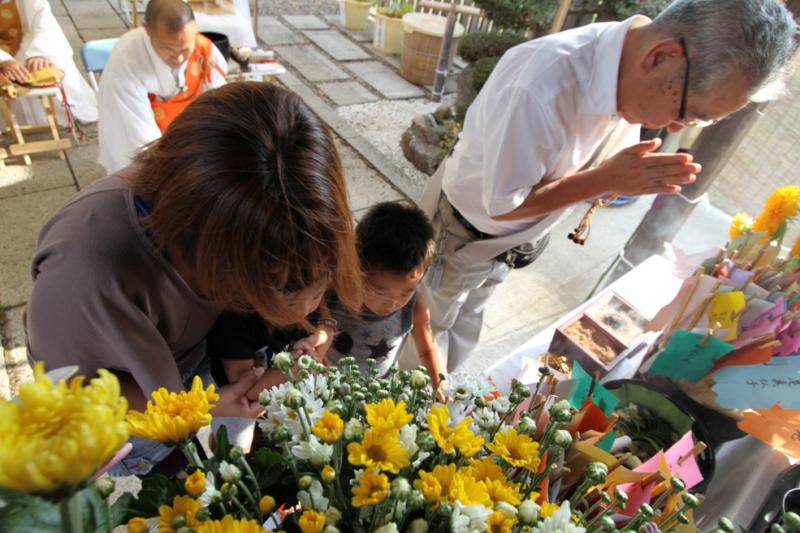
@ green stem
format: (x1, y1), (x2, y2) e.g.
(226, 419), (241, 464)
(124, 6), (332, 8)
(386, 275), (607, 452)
(180, 440), (204, 468)
(230, 494), (253, 519)
(236, 480), (261, 519)
(238, 456), (263, 502)
(60, 494), (83, 533)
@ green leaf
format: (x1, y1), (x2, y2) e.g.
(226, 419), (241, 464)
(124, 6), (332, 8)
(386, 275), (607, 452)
(214, 425), (232, 463)
(109, 493), (134, 528)
(0, 490), (61, 532)
(120, 474), (184, 522)
(247, 448), (289, 489)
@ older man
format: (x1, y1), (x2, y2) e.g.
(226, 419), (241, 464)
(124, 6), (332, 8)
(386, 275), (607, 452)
(404, 0), (797, 372)
(98, 0), (226, 173)
(0, 0), (97, 124)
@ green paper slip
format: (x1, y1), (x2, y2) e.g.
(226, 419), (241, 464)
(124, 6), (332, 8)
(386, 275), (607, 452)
(649, 330), (735, 382)
(568, 360), (620, 416)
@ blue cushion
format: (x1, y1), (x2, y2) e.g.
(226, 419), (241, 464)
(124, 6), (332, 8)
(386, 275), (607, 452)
(80, 38), (119, 72)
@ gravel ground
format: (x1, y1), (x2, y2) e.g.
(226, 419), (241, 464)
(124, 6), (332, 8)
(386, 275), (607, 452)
(336, 96), (456, 194)
(257, 0), (340, 16)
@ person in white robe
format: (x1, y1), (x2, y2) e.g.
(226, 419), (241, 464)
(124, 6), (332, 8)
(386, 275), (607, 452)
(98, 0), (226, 174)
(0, 0), (97, 125)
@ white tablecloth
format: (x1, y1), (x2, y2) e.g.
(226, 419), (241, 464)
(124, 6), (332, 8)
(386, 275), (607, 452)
(195, 0), (257, 47)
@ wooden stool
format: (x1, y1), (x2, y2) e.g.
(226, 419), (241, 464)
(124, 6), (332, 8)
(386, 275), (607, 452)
(0, 86), (72, 166)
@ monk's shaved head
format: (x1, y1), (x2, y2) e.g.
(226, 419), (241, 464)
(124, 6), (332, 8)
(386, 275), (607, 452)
(145, 0), (195, 33)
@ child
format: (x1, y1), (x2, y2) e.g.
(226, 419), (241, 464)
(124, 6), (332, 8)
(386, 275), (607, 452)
(325, 202), (446, 394)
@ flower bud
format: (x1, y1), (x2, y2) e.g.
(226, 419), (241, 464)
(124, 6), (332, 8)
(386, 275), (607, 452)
(377, 390), (391, 399)
(339, 356), (356, 367)
(770, 525), (786, 533)
(195, 507), (212, 521)
(474, 396), (487, 408)
(312, 362), (326, 374)
(297, 354), (313, 369)
(391, 477), (411, 498)
(494, 501), (518, 519)
(518, 500), (540, 525)
(368, 382), (380, 393)
(285, 388), (306, 409)
(518, 416), (537, 435)
(259, 495), (276, 514)
(325, 400), (344, 416)
(681, 493), (700, 508)
(410, 370), (428, 389)
(677, 513), (690, 525)
(299, 475), (314, 490)
(325, 506), (342, 525)
(352, 391), (366, 402)
(258, 388), (271, 406)
(435, 502), (453, 519)
(297, 368), (310, 380)
(408, 518), (429, 533)
(553, 429), (573, 448)
(94, 476), (115, 498)
(270, 426), (291, 443)
(399, 370), (411, 381)
(783, 512), (800, 531)
(598, 515), (616, 531)
(170, 515), (186, 529)
(417, 431), (436, 452)
(374, 524), (398, 533)
(322, 526), (341, 533)
(717, 517), (735, 533)
(399, 393), (411, 403)
(219, 461), (241, 483)
(343, 394), (354, 405)
(126, 518), (148, 533)
(322, 465), (336, 484)
(221, 482), (238, 500)
(614, 487), (629, 505)
(549, 400), (573, 422)
(344, 419), (365, 440)
(638, 503), (654, 518)
(585, 462), (608, 484)
(229, 446), (244, 461)
(509, 392), (522, 405)
(408, 490), (425, 510)
(339, 382), (351, 395)
(274, 351), (294, 373)
(600, 492), (612, 504)
(670, 476), (686, 491)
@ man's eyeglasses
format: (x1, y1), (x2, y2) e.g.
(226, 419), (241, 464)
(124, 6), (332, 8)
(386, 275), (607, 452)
(677, 37), (717, 128)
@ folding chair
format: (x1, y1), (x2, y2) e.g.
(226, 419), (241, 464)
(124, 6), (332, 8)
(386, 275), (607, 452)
(80, 38), (119, 92)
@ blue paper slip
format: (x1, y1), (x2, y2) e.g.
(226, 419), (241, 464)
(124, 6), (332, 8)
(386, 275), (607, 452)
(712, 356), (800, 409)
(648, 330), (735, 382)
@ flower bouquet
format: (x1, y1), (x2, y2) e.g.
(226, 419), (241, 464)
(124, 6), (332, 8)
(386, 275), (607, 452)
(3, 355), (800, 532)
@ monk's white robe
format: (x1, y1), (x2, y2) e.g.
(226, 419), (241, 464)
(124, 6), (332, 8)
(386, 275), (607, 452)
(0, 0), (97, 124)
(97, 27), (227, 174)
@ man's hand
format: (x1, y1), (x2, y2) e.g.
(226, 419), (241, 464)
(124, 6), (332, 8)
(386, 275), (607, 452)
(0, 60), (31, 83)
(211, 367), (267, 419)
(600, 138), (701, 196)
(24, 56), (51, 73)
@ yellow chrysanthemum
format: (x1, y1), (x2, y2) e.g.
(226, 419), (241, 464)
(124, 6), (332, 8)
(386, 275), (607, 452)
(127, 376), (219, 445)
(311, 410), (344, 443)
(487, 428), (541, 471)
(184, 469), (206, 497)
(365, 398), (413, 432)
(427, 405), (483, 456)
(486, 511), (516, 533)
(259, 495), (276, 514)
(347, 429), (410, 473)
(539, 501), (560, 519)
(791, 236), (800, 258)
(729, 212), (754, 240)
(351, 469), (389, 507)
(158, 495), (203, 532)
(197, 515), (270, 533)
(413, 463), (457, 505)
(127, 517), (149, 533)
(452, 470), (491, 507)
(298, 509), (325, 533)
(483, 478), (521, 506)
(753, 186), (800, 240)
(470, 457), (506, 483)
(0, 363), (128, 494)
(321, 465), (336, 483)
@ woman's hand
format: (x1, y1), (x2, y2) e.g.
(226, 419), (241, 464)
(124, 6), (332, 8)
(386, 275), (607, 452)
(211, 367), (267, 419)
(0, 60), (31, 83)
(24, 56), (50, 73)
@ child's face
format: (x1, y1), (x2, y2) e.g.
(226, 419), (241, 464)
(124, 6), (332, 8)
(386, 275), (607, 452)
(283, 280), (327, 319)
(363, 269), (422, 317)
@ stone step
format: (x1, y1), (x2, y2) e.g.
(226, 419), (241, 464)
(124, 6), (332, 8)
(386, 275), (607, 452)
(283, 14), (329, 30)
(258, 16), (304, 45)
(346, 61), (424, 99)
(303, 30), (371, 62)
(318, 81), (379, 106)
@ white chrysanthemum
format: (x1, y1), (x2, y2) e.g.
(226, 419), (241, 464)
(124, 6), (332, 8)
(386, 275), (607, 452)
(490, 396), (511, 414)
(374, 523), (399, 533)
(472, 408), (500, 432)
(518, 500), (540, 525)
(344, 418), (365, 440)
(530, 502), (586, 533)
(451, 501), (492, 533)
(298, 479), (329, 512)
(399, 424), (419, 458)
(299, 373), (330, 402)
(198, 471), (220, 506)
(409, 518), (429, 533)
(447, 401), (471, 424)
(219, 461), (241, 483)
(444, 374), (494, 401)
(291, 435), (333, 467)
(412, 451), (431, 469)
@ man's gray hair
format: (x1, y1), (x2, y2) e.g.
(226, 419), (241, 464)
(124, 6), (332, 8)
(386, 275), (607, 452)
(652, 0), (797, 101)
(145, 0), (195, 33)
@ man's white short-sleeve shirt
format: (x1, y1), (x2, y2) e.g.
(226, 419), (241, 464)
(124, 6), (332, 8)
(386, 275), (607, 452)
(442, 17), (645, 237)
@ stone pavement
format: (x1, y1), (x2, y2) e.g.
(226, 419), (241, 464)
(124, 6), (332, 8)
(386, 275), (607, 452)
(0, 0), (736, 399)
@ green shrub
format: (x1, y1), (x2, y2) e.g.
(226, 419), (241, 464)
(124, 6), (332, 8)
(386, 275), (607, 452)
(583, 0), (671, 21)
(472, 0), (558, 34)
(472, 56), (500, 92)
(458, 31), (526, 64)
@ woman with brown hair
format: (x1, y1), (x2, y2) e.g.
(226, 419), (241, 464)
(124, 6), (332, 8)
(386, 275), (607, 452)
(25, 82), (363, 475)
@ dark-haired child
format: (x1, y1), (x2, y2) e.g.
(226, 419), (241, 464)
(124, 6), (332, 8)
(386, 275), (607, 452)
(325, 202), (446, 395)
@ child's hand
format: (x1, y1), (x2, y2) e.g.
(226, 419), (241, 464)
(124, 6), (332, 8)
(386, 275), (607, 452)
(291, 329), (333, 365)
(430, 373), (446, 403)
(244, 368), (289, 402)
